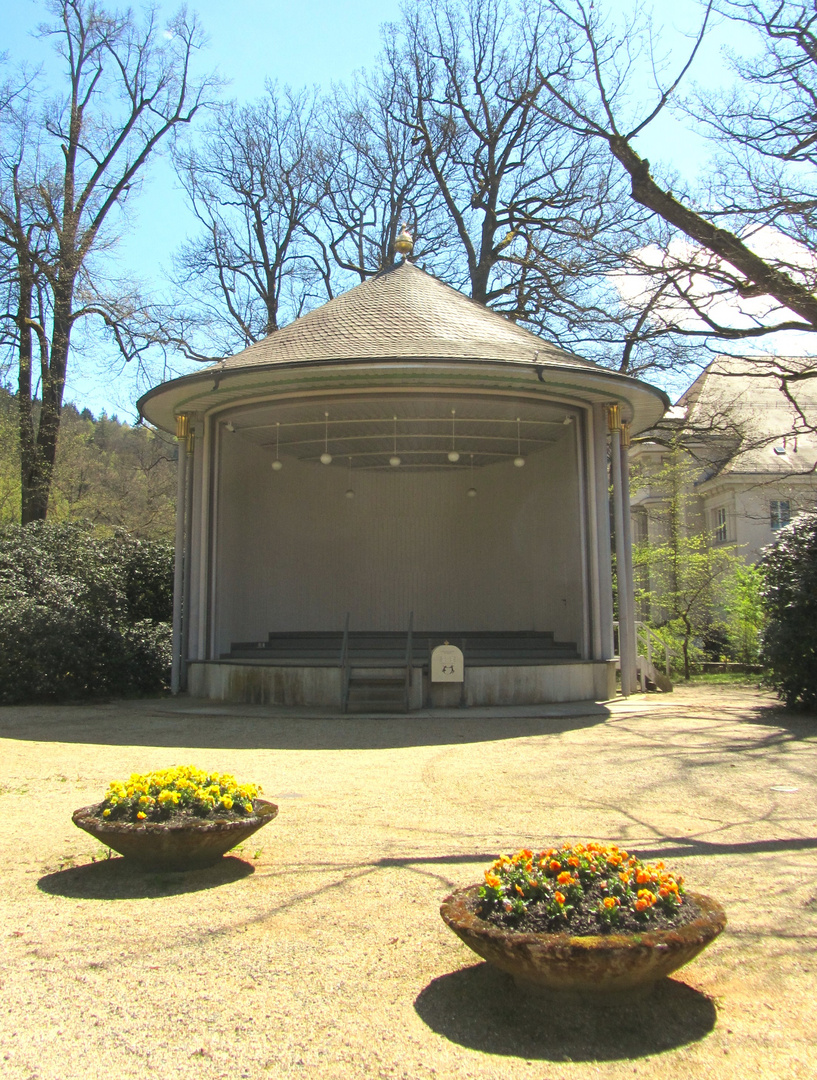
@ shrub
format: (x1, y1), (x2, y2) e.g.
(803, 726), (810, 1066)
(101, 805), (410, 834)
(759, 512), (817, 710)
(0, 521), (173, 703)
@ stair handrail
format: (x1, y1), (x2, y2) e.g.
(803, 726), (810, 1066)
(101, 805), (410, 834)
(634, 621), (675, 679)
(404, 611), (414, 711)
(341, 612), (351, 712)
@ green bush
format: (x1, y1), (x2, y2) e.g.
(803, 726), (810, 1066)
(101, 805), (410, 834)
(759, 513), (817, 711)
(0, 521), (173, 703)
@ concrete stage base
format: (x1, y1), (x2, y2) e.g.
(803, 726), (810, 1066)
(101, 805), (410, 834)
(187, 660), (617, 708)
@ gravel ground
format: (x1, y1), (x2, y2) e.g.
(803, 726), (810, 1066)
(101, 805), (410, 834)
(0, 683), (815, 1080)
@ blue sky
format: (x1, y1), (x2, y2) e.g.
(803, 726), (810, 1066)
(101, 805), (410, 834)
(2, 0), (756, 418)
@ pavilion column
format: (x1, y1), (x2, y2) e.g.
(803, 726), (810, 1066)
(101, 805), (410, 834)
(171, 415), (189, 694)
(592, 405), (615, 658)
(620, 423), (638, 693)
(180, 423), (195, 688)
(607, 404), (636, 696)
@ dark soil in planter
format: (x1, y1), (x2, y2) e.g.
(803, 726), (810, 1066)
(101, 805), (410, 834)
(478, 884), (704, 937)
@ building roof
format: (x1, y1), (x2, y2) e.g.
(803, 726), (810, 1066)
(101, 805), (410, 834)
(138, 259), (670, 434)
(634, 355), (817, 478)
(213, 260), (593, 371)
(680, 356), (817, 476)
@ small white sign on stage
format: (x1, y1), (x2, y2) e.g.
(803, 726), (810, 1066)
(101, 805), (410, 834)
(431, 642), (464, 683)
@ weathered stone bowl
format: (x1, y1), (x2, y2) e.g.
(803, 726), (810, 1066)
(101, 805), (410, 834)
(440, 884), (726, 997)
(72, 798), (279, 872)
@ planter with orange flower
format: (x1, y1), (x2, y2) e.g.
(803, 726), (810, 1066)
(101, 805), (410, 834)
(72, 766), (278, 871)
(440, 843), (725, 999)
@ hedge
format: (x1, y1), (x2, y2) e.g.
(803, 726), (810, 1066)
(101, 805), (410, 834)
(0, 521), (173, 703)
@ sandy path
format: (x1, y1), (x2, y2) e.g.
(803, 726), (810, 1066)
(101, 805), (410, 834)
(0, 684), (814, 1079)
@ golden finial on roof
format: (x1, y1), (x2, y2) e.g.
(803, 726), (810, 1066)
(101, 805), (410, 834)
(394, 222), (414, 258)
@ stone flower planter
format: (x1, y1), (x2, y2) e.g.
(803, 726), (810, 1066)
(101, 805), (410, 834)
(440, 884), (726, 997)
(72, 798), (279, 871)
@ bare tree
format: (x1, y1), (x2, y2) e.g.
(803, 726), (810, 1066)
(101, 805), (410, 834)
(374, 0), (689, 376)
(0, 0), (214, 523)
(538, 0), (817, 343)
(174, 83), (327, 353)
(315, 74), (455, 283)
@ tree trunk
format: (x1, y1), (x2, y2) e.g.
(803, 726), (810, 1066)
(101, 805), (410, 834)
(17, 266), (41, 524)
(20, 285), (73, 523)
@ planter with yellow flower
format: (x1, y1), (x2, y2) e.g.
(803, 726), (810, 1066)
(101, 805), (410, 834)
(72, 766), (278, 871)
(440, 844), (726, 999)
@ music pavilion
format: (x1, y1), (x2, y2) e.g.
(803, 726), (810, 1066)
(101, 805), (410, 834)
(138, 256), (668, 711)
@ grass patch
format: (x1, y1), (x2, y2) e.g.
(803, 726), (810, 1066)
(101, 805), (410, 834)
(677, 672), (765, 686)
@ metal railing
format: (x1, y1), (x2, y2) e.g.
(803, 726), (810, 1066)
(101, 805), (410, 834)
(613, 620), (675, 688)
(636, 621), (674, 679)
(404, 611), (414, 711)
(340, 612), (351, 712)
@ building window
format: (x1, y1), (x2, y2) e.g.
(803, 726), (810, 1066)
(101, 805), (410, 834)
(770, 500), (791, 531)
(708, 503), (726, 540)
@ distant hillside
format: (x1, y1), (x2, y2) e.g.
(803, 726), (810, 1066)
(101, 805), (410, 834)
(0, 388), (176, 540)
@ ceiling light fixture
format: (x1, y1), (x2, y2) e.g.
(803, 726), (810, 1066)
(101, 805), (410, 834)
(320, 412), (333, 464)
(272, 421), (283, 470)
(467, 452), (477, 497)
(447, 408), (460, 462)
(345, 455), (355, 498)
(389, 415), (401, 466)
(514, 417), (526, 467)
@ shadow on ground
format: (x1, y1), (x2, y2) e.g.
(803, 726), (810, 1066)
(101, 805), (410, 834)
(0, 706), (610, 750)
(414, 963), (717, 1061)
(36, 854), (254, 899)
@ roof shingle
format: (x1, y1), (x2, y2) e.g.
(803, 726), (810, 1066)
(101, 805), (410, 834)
(216, 261), (594, 371)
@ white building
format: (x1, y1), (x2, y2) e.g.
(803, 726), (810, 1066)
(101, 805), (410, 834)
(139, 259), (668, 709)
(630, 355), (817, 560)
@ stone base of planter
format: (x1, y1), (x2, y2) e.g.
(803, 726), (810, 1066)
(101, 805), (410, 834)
(72, 799), (279, 871)
(440, 885), (726, 996)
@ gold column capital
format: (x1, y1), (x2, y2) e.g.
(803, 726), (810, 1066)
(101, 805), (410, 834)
(175, 414), (190, 440)
(605, 403), (621, 433)
(621, 421), (631, 449)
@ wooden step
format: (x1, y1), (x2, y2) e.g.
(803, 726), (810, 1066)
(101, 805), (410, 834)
(345, 675), (407, 713)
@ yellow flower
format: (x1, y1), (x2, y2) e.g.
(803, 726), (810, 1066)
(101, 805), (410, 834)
(136, 811), (147, 820)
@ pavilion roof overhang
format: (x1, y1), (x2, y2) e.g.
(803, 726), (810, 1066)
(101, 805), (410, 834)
(137, 356), (670, 437)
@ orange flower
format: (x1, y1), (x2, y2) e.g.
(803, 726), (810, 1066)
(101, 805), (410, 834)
(549, 860), (560, 872)
(636, 869), (652, 885)
(603, 897), (620, 910)
(554, 891), (566, 905)
(484, 871), (501, 889)
(515, 884), (525, 897)
(557, 871), (573, 886)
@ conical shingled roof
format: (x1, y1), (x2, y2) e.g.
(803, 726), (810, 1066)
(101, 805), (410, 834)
(217, 260), (594, 370)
